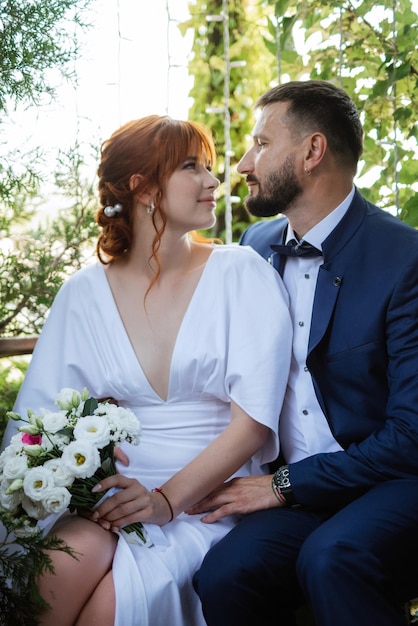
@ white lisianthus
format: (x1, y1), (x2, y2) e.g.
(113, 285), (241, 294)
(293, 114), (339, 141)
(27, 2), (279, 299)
(42, 486), (72, 514)
(23, 444), (44, 458)
(21, 495), (51, 521)
(0, 387), (144, 542)
(0, 453), (7, 474)
(121, 413), (141, 443)
(5, 411), (21, 422)
(0, 483), (20, 512)
(41, 409), (69, 433)
(55, 388), (82, 411)
(61, 440), (101, 478)
(27, 410), (43, 430)
(43, 458), (75, 487)
(1, 453), (29, 481)
(73, 415), (111, 449)
(23, 466), (56, 502)
(3, 433), (25, 455)
(13, 518), (41, 538)
(104, 405), (141, 445)
(18, 424), (40, 436)
(6, 477), (24, 494)
(0, 440), (24, 474)
(42, 432), (71, 452)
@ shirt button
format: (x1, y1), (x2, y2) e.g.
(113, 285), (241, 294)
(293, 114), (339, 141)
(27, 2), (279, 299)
(304, 274), (310, 279)
(298, 321), (304, 327)
(302, 409), (309, 415)
(304, 366), (309, 372)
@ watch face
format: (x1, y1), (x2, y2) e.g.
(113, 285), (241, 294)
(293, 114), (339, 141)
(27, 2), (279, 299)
(277, 466), (291, 489)
(273, 466), (299, 508)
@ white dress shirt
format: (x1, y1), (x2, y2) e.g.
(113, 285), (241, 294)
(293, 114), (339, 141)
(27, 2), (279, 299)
(280, 188), (355, 463)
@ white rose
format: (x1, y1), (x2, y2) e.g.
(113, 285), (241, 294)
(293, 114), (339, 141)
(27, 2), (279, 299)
(22, 466), (56, 502)
(42, 486), (72, 514)
(61, 440), (101, 479)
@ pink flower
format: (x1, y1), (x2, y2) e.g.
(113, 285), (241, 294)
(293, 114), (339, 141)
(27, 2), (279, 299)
(21, 433), (42, 445)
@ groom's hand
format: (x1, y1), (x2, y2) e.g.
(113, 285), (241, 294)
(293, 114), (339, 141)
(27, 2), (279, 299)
(185, 474), (279, 523)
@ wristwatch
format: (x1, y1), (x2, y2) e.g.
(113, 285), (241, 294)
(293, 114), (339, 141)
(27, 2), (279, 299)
(272, 465), (299, 507)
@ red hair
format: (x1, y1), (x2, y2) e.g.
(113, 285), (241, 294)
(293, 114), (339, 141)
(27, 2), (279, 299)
(96, 115), (218, 285)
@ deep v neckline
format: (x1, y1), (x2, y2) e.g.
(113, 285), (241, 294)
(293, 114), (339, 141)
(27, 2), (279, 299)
(98, 251), (216, 402)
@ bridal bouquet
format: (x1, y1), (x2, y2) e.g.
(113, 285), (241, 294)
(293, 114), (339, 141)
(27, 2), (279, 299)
(0, 387), (146, 543)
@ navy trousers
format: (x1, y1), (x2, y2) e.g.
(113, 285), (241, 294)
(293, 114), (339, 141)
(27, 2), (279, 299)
(193, 479), (418, 626)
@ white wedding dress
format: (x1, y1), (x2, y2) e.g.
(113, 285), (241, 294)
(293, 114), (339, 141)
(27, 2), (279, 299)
(3, 244), (292, 626)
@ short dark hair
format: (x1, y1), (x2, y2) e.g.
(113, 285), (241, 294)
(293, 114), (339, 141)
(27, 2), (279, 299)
(256, 80), (363, 170)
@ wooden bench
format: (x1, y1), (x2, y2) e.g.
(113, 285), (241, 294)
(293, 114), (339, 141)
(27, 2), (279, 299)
(0, 336), (38, 357)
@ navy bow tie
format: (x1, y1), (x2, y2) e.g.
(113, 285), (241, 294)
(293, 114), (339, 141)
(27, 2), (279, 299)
(271, 239), (322, 258)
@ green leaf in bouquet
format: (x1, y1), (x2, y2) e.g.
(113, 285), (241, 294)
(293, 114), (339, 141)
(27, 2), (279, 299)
(82, 397), (98, 416)
(69, 442), (117, 511)
(66, 441), (147, 544)
(55, 426), (74, 438)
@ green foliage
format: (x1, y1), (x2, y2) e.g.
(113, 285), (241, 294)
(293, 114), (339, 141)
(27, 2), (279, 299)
(287, 0), (418, 218)
(182, 0), (418, 239)
(0, 357), (28, 441)
(183, 0), (278, 241)
(0, 142), (42, 214)
(0, 511), (77, 626)
(0, 143), (99, 337)
(0, 0), (93, 114)
(0, 0), (98, 339)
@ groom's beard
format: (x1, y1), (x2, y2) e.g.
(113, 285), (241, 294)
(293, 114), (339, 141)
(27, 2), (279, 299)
(245, 155), (302, 218)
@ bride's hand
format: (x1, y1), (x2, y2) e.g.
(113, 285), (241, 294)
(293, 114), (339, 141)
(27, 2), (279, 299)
(89, 475), (173, 529)
(114, 446), (129, 466)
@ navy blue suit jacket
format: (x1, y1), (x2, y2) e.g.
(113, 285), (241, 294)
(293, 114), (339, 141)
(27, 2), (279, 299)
(240, 189), (418, 509)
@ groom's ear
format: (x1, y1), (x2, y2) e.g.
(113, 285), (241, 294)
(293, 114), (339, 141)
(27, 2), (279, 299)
(303, 131), (327, 171)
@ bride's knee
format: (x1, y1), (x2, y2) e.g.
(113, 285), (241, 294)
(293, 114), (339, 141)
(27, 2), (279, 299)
(49, 515), (118, 568)
(37, 516), (118, 618)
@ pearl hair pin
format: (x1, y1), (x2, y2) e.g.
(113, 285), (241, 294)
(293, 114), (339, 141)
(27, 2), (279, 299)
(104, 203), (123, 217)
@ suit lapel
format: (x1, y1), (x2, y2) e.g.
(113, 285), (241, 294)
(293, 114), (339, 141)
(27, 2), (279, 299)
(308, 268), (341, 353)
(308, 189), (367, 352)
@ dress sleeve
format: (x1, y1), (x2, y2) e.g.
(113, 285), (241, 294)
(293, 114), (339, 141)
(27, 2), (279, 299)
(1, 264), (116, 449)
(223, 246), (292, 470)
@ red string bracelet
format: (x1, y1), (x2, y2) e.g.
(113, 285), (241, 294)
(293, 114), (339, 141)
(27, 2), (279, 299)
(152, 487), (174, 522)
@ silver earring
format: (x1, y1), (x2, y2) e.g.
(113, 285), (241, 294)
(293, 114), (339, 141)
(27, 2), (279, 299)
(304, 168), (312, 176)
(104, 203), (123, 217)
(147, 201), (155, 215)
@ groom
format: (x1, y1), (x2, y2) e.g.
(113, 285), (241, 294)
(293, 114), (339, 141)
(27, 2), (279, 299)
(190, 80), (418, 626)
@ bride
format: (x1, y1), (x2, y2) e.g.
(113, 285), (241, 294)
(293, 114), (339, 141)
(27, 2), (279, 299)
(3, 114), (292, 626)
